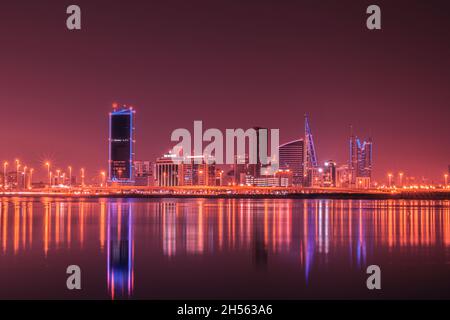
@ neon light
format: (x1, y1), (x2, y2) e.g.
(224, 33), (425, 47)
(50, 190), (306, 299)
(109, 106), (135, 184)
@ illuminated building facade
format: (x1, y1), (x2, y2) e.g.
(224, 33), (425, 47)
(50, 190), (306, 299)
(323, 160), (337, 187)
(245, 175), (290, 187)
(155, 154), (181, 187)
(180, 155), (216, 186)
(233, 154), (250, 185)
(356, 177), (371, 189)
(231, 127), (269, 184)
(134, 160), (153, 186)
(109, 105), (135, 184)
(349, 131), (373, 187)
(279, 139), (304, 186)
(304, 115), (318, 187)
(336, 164), (352, 188)
(248, 126), (267, 179)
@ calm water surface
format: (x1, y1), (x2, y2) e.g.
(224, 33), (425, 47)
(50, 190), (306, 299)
(1, 197), (450, 299)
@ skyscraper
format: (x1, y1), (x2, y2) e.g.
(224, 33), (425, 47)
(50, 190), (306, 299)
(278, 139), (304, 186)
(109, 105), (136, 184)
(180, 155), (216, 186)
(349, 128), (373, 186)
(323, 160), (337, 187)
(249, 126), (268, 178)
(304, 114), (318, 187)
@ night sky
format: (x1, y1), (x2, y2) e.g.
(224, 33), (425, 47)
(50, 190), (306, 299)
(1, 0), (449, 183)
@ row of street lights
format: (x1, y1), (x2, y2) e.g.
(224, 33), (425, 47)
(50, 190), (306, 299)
(2, 159), (34, 189)
(2, 159), (108, 190)
(387, 172), (449, 188)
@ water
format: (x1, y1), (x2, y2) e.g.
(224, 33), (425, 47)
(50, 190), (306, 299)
(0, 197), (449, 299)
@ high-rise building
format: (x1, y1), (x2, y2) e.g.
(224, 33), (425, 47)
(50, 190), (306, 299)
(336, 164), (352, 188)
(109, 105), (135, 184)
(155, 154), (181, 187)
(134, 160), (152, 177)
(349, 129), (373, 187)
(323, 160), (337, 187)
(233, 154), (250, 185)
(304, 114), (318, 187)
(249, 126), (268, 178)
(180, 155), (216, 186)
(134, 160), (153, 186)
(278, 139), (304, 186)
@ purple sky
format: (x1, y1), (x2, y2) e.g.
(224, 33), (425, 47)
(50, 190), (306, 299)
(0, 0), (449, 183)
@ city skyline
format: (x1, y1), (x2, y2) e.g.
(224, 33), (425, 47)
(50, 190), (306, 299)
(1, 1), (450, 306)
(1, 104), (448, 188)
(0, 1), (449, 183)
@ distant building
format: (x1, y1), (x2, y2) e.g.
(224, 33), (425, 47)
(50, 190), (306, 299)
(248, 127), (268, 179)
(109, 105), (135, 184)
(279, 139), (304, 186)
(155, 154), (181, 187)
(232, 154), (248, 185)
(134, 160), (153, 186)
(5, 171), (20, 189)
(356, 177), (371, 189)
(322, 160), (337, 187)
(231, 127), (269, 184)
(275, 170), (293, 186)
(349, 130), (372, 187)
(232, 154), (250, 185)
(311, 167), (322, 187)
(245, 175), (290, 187)
(215, 168), (225, 186)
(336, 164), (352, 188)
(180, 155), (216, 186)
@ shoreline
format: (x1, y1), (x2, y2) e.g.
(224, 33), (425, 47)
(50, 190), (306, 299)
(1, 191), (449, 200)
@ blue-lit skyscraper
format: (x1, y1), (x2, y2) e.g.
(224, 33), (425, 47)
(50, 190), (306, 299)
(349, 130), (373, 185)
(304, 114), (318, 187)
(109, 105), (135, 184)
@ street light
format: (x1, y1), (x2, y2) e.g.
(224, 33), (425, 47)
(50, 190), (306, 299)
(3, 161), (8, 189)
(15, 159), (20, 187)
(29, 168), (34, 190)
(399, 172), (404, 187)
(388, 173), (393, 188)
(68, 166), (72, 187)
(100, 171), (106, 187)
(22, 166), (27, 190)
(81, 168), (85, 187)
(445, 174), (448, 187)
(56, 169), (61, 185)
(45, 162), (51, 186)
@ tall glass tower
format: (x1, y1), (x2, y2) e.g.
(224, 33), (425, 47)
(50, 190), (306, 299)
(109, 105), (135, 184)
(304, 114), (318, 186)
(279, 139), (304, 186)
(349, 130), (373, 183)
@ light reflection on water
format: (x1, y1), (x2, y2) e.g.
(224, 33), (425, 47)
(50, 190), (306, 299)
(0, 197), (450, 299)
